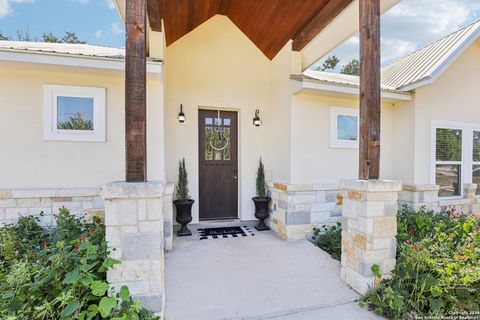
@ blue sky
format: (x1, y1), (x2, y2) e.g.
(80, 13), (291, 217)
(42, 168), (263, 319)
(315, 0), (480, 70)
(0, 0), (124, 47)
(1, 0), (479, 64)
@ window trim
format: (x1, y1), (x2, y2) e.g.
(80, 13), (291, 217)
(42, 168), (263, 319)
(330, 106), (359, 149)
(430, 120), (480, 199)
(43, 84), (106, 142)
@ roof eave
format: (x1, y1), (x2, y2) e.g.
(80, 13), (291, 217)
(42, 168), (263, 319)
(0, 49), (162, 74)
(291, 76), (412, 102)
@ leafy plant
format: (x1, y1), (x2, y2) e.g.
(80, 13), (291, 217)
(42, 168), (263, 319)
(312, 223), (342, 261)
(57, 112), (93, 131)
(255, 158), (267, 198)
(361, 206), (480, 319)
(175, 158), (190, 201)
(0, 208), (159, 319)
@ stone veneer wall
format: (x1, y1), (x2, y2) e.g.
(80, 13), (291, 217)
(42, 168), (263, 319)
(268, 182), (342, 240)
(399, 183), (480, 214)
(0, 188), (104, 227)
(101, 182), (165, 315)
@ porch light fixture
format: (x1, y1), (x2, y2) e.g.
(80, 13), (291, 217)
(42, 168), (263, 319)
(253, 109), (262, 127)
(177, 104), (186, 123)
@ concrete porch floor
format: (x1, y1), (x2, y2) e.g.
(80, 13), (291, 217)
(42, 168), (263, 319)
(164, 221), (381, 320)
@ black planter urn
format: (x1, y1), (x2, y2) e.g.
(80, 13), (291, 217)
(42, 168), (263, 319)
(252, 197), (271, 231)
(173, 199), (194, 236)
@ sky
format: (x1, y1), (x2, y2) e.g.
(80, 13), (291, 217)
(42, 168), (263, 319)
(0, 0), (479, 65)
(314, 0), (480, 70)
(0, 0), (124, 47)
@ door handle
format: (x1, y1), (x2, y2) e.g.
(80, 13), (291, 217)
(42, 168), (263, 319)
(233, 175), (238, 180)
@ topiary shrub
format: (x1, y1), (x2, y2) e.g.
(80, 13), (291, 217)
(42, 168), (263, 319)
(255, 158), (267, 198)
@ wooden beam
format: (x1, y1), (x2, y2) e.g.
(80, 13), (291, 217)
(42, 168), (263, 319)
(292, 0), (353, 52)
(147, 0), (162, 32)
(125, 0), (147, 182)
(359, 0), (381, 180)
(219, 0), (231, 15)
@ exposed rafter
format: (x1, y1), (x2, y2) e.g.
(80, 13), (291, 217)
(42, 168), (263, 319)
(292, 0), (353, 52)
(219, 0), (231, 15)
(147, 0), (162, 31)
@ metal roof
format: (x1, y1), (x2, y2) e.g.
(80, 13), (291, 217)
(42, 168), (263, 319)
(381, 19), (480, 91)
(303, 69), (399, 91)
(0, 41), (125, 59)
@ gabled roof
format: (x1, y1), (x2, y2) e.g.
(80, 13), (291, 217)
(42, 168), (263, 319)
(381, 19), (480, 91)
(146, 0), (354, 60)
(0, 41), (125, 58)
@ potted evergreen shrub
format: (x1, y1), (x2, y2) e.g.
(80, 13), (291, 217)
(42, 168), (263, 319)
(173, 158), (194, 236)
(252, 158), (271, 231)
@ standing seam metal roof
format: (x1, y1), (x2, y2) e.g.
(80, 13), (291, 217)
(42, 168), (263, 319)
(381, 19), (480, 90)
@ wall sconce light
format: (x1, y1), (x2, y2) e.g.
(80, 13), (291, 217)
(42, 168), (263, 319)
(253, 109), (262, 127)
(177, 104), (186, 123)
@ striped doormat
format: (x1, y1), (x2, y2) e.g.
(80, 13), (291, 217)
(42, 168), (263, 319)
(198, 226), (255, 240)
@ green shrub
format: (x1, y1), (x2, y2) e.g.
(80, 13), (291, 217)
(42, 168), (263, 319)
(255, 158), (267, 198)
(0, 208), (159, 320)
(313, 223), (342, 261)
(360, 206), (480, 319)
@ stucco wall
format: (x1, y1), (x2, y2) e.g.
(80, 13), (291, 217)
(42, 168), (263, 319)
(0, 62), (164, 189)
(289, 93), (397, 183)
(412, 40), (480, 185)
(164, 15), (273, 222)
(392, 98), (415, 184)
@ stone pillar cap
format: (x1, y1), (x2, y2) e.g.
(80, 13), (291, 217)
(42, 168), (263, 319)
(340, 179), (402, 192)
(100, 181), (164, 199)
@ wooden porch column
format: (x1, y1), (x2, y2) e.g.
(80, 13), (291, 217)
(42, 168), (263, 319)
(359, 0), (381, 180)
(125, 0), (147, 182)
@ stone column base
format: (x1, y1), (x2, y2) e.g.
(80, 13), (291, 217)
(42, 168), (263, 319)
(100, 182), (165, 316)
(340, 180), (402, 294)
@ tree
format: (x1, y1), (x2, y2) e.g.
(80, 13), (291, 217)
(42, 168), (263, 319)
(341, 59), (360, 76)
(16, 30), (36, 42)
(316, 55), (340, 72)
(0, 32), (10, 40)
(42, 32), (61, 43)
(57, 112), (93, 130)
(61, 32), (86, 44)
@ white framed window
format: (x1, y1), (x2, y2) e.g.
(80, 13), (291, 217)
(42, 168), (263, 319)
(330, 106), (359, 149)
(473, 130), (480, 195)
(431, 120), (480, 198)
(43, 85), (106, 142)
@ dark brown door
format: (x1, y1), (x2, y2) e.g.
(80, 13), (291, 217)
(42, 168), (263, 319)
(199, 110), (238, 220)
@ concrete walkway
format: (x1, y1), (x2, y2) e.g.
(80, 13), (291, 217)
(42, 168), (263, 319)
(164, 222), (381, 320)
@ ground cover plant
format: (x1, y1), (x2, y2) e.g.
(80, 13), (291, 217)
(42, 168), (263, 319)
(0, 208), (159, 320)
(360, 205), (480, 319)
(312, 222), (342, 261)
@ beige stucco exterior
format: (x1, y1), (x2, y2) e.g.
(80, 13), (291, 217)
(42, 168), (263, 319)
(394, 39), (480, 185)
(290, 94), (397, 184)
(0, 61), (165, 189)
(1, 13), (478, 224)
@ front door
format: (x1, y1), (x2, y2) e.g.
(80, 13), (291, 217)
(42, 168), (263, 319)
(199, 110), (238, 220)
